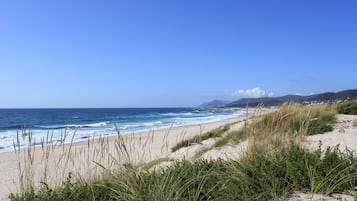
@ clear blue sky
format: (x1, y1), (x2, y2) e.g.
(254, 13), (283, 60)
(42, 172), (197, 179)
(0, 0), (356, 108)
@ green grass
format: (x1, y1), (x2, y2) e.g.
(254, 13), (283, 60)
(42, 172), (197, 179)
(171, 124), (231, 152)
(10, 160), (228, 201)
(306, 118), (334, 135)
(10, 142), (357, 201)
(213, 129), (248, 148)
(293, 115), (335, 136)
(141, 157), (176, 171)
(223, 142), (357, 200)
(337, 101), (357, 115)
(9, 174), (118, 201)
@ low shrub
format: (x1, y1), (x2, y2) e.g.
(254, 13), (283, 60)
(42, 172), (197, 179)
(337, 101), (357, 115)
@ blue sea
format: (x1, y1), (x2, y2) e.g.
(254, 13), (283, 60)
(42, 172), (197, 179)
(0, 108), (246, 152)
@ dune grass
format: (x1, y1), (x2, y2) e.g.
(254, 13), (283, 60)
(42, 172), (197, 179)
(222, 142), (357, 200)
(171, 124), (231, 152)
(141, 157), (176, 171)
(337, 101), (357, 115)
(9, 102), (357, 200)
(10, 141), (357, 201)
(10, 127), (160, 198)
(213, 102), (336, 148)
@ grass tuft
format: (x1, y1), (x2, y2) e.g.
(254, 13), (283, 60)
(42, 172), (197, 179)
(337, 101), (357, 115)
(306, 118), (334, 135)
(141, 157), (175, 171)
(213, 102), (336, 148)
(171, 124), (230, 152)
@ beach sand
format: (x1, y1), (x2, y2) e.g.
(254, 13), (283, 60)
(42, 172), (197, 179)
(306, 114), (357, 152)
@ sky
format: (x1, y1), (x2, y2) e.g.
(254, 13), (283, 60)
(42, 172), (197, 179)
(0, 0), (356, 108)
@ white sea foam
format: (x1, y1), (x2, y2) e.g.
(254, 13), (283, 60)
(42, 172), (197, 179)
(38, 122), (108, 129)
(66, 122), (108, 128)
(181, 112), (193, 116)
(161, 113), (177, 116)
(162, 112), (193, 116)
(143, 121), (163, 127)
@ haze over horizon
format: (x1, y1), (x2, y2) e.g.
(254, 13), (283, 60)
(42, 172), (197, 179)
(1, 1), (356, 108)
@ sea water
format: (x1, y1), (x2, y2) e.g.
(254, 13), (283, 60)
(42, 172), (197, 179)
(0, 108), (247, 152)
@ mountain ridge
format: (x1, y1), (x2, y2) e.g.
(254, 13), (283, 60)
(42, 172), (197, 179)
(226, 89), (357, 107)
(198, 100), (231, 108)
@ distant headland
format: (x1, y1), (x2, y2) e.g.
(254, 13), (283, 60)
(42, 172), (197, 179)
(199, 89), (357, 108)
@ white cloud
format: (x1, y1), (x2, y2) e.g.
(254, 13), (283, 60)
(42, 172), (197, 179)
(235, 87), (266, 98)
(295, 93), (302, 96)
(268, 92), (275, 97)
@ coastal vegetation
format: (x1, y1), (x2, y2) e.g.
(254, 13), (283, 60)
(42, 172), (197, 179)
(9, 102), (357, 200)
(171, 124), (231, 152)
(10, 144), (357, 201)
(211, 102), (335, 149)
(337, 101), (357, 115)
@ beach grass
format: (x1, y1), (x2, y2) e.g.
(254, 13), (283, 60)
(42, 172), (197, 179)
(9, 142), (357, 201)
(213, 102), (336, 149)
(141, 157), (176, 171)
(337, 101), (357, 115)
(171, 124), (231, 152)
(9, 102), (357, 200)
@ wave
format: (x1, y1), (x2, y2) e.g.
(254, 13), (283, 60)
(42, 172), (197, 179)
(143, 121), (163, 127)
(161, 112), (178, 116)
(68, 122), (107, 128)
(174, 116), (215, 121)
(119, 121), (163, 130)
(0, 124), (31, 130)
(161, 112), (194, 117)
(37, 122), (108, 129)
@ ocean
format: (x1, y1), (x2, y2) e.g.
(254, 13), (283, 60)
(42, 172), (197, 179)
(0, 108), (246, 152)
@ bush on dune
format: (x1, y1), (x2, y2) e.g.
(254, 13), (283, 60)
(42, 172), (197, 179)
(337, 101), (357, 115)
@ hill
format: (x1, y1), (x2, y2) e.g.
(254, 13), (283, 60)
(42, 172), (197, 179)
(198, 100), (231, 108)
(226, 89), (357, 107)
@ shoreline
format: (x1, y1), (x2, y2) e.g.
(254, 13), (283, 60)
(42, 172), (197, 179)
(0, 112), (247, 154)
(0, 108), (250, 154)
(0, 110), (262, 200)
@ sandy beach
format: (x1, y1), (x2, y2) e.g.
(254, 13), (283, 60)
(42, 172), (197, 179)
(1, 107), (356, 201)
(0, 114), (249, 200)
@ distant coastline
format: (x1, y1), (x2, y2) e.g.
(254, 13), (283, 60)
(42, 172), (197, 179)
(199, 89), (357, 108)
